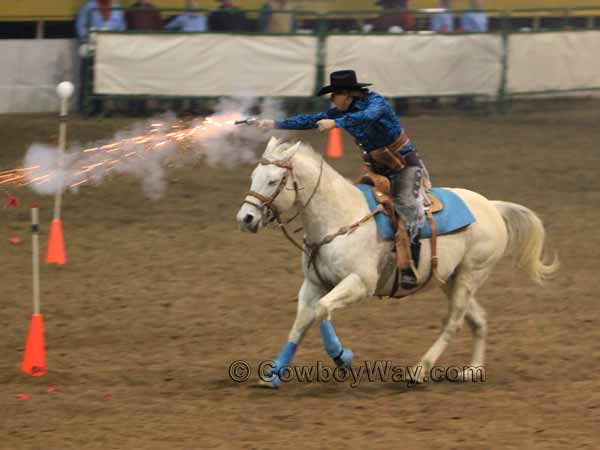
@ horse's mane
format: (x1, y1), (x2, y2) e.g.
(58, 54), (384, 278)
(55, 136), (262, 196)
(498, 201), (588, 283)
(262, 137), (356, 189)
(262, 138), (326, 167)
(262, 138), (316, 161)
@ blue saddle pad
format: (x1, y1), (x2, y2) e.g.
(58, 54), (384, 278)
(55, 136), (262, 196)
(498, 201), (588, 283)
(355, 185), (476, 241)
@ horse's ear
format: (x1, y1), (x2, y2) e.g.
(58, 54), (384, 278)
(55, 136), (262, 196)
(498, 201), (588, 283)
(281, 141), (302, 160)
(264, 136), (280, 156)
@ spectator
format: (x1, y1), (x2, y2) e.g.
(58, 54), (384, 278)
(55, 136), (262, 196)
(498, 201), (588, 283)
(208, 0), (247, 32)
(126, 0), (163, 31)
(424, 0), (454, 110)
(369, 0), (415, 114)
(430, 0), (454, 33)
(165, 0), (207, 32)
(455, 0), (488, 110)
(258, 0), (295, 33)
(76, 0), (126, 115)
(371, 0), (416, 33)
(460, 0), (489, 33)
(76, 0), (126, 41)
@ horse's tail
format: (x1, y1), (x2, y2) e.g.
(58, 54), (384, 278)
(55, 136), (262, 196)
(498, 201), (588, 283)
(492, 201), (559, 285)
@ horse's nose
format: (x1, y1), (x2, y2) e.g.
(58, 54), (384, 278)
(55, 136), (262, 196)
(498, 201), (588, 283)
(243, 214), (254, 225)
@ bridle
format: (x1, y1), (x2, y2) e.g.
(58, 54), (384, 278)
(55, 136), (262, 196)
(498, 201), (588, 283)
(241, 152), (440, 294)
(242, 155), (325, 252)
(243, 158), (296, 223)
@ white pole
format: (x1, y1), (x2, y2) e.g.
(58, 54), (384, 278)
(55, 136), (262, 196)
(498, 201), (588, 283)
(54, 82), (73, 220)
(31, 206), (40, 315)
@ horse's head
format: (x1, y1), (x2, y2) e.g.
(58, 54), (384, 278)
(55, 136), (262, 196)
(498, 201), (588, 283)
(237, 137), (302, 233)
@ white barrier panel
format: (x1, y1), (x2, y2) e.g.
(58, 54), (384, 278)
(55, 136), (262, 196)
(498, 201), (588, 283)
(326, 34), (503, 97)
(0, 39), (78, 114)
(507, 31), (600, 94)
(95, 33), (318, 97)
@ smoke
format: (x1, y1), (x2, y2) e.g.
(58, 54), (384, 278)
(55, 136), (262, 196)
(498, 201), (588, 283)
(22, 97), (288, 199)
(197, 96), (284, 169)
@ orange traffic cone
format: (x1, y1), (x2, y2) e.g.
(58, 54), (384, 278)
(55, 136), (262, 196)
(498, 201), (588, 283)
(21, 314), (47, 377)
(45, 219), (66, 264)
(326, 128), (344, 158)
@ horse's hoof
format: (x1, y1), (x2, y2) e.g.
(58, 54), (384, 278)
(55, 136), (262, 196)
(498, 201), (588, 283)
(334, 348), (353, 368)
(256, 372), (281, 389)
(460, 365), (486, 382)
(255, 378), (280, 389)
(408, 362), (429, 384)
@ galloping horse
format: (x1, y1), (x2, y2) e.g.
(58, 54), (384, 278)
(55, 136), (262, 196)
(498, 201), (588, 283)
(236, 137), (559, 388)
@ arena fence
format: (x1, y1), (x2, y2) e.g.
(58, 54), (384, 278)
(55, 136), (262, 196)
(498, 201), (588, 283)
(2, 7), (600, 113)
(80, 7), (600, 114)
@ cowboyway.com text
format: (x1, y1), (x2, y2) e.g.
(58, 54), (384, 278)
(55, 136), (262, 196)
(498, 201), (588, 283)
(228, 359), (486, 387)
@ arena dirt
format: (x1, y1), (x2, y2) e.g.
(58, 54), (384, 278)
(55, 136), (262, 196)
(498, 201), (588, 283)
(1, 101), (599, 449)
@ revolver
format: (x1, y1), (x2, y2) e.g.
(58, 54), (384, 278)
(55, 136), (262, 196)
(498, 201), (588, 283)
(234, 117), (257, 126)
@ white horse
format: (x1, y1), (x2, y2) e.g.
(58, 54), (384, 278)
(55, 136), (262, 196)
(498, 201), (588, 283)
(236, 137), (559, 388)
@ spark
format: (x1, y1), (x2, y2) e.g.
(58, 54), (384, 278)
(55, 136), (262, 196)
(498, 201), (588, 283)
(3, 112), (243, 191)
(70, 179), (89, 188)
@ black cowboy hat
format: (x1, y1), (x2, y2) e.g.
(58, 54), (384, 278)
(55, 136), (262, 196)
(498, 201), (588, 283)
(317, 70), (372, 96)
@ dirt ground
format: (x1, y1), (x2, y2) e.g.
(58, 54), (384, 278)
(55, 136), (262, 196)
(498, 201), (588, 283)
(1, 100), (599, 449)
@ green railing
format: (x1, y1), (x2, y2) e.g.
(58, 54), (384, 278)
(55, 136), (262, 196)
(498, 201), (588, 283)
(78, 6), (600, 115)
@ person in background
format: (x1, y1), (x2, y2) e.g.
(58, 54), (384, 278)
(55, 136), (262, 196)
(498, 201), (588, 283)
(258, 0), (295, 33)
(455, 0), (488, 109)
(163, 0), (207, 114)
(76, 0), (126, 114)
(126, 0), (162, 30)
(76, 0), (126, 40)
(165, 0), (207, 32)
(371, 0), (416, 33)
(430, 0), (454, 33)
(125, 1), (163, 114)
(460, 0), (489, 32)
(208, 0), (247, 32)
(425, 0), (453, 109)
(369, 0), (415, 114)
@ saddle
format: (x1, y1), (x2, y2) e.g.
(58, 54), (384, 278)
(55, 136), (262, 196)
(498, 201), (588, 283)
(356, 170), (440, 287)
(357, 171), (442, 221)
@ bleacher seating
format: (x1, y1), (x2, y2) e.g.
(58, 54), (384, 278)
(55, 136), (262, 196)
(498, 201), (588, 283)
(0, 0), (598, 39)
(2, 1), (600, 20)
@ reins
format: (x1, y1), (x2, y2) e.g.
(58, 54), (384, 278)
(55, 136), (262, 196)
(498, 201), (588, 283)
(242, 154), (325, 256)
(242, 153), (436, 293)
(243, 153), (383, 289)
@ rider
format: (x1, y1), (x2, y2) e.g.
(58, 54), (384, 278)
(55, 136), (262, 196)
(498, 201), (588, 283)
(259, 70), (430, 288)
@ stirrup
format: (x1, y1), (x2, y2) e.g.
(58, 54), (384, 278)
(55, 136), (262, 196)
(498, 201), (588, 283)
(400, 267), (418, 290)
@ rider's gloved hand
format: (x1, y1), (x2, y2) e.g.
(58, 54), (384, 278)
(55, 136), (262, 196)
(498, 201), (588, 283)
(258, 119), (275, 130)
(317, 119), (336, 132)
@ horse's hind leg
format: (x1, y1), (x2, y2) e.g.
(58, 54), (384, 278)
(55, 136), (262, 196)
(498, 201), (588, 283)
(465, 298), (487, 368)
(416, 267), (490, 381)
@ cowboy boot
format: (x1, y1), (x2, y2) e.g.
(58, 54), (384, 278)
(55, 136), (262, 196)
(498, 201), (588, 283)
(395, 219), (418, 289)
(390, 170), (421, 289)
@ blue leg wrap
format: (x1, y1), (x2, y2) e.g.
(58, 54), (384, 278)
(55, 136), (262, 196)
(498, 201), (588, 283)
(270, 341), (297, 387)
(319, 321), (353, 368)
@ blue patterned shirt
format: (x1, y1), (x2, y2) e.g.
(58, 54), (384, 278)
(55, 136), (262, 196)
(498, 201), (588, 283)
(460, 11), (489, 32)
(274, 92), (413, 153)
(165, 13), (208, 32)
(431, 11), (454, 32)
(76, 0), (126, 40)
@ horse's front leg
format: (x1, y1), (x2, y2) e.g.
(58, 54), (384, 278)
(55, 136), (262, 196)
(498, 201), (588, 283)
(262, 278), (324, 388)
(315, 272), (371, 322)
(313, 272), (372, 369)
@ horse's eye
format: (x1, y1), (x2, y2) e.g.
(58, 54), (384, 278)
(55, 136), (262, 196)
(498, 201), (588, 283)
(268, 180), (278, 186)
